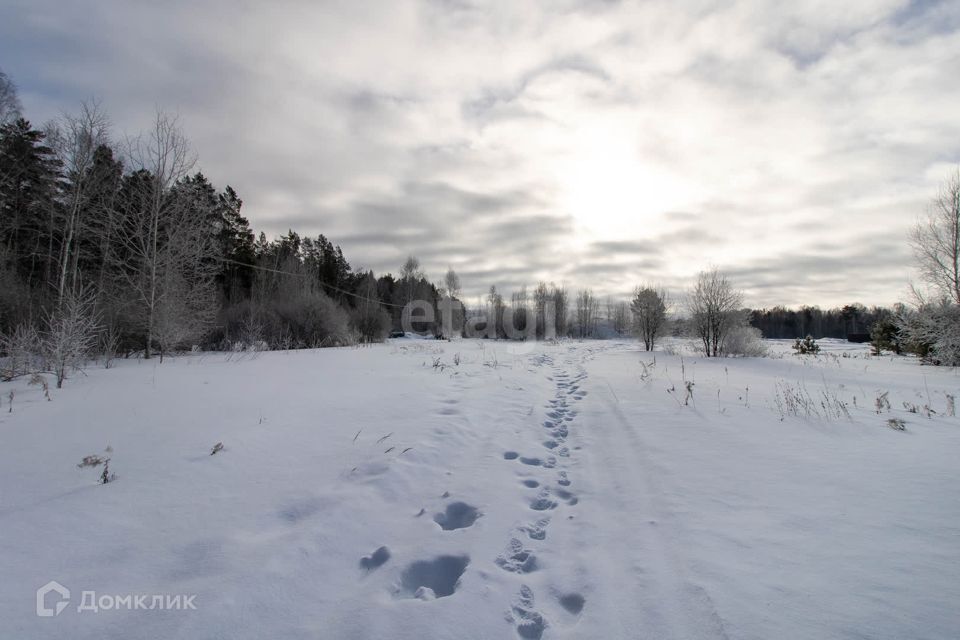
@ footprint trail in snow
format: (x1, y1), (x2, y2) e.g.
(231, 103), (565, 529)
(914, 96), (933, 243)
(498, 350), (593, 638)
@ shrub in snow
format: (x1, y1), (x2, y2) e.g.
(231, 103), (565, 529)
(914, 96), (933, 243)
(99, 323), (121, 369)
(151, 272), (217, 361)
(42, 286), (101, 388)
(210, 442), (224, 455)
(220, 287), (355, 351)
(875, 392), (891, 413)
(897, 302), (960, 366)
(887, 418), (906, 431)
(351, 272), (391, 343)
(723, 325), (767, 357)
(78, 447), (115, 484)
(280, 290), (352, 347)
(792, 335), (820, 355)
(28, 373), (51, 401)
(0, 324), (43, 381)
(264, 291), (353, 349)
(350, 302), (390, 344)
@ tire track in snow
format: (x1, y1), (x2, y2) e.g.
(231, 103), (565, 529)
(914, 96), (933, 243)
(579, 361), (731, 640)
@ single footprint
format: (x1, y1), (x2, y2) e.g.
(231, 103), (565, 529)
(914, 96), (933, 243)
(360, 546), (391, 571)
(496, 538), (539, 573)
(512, 585), (548, 639)
(434, 502), (480, 531)
(504, 451), (519, 460)
(397, 555), (470, 599)
(530, 489), (558, 511)
(557, 471), (571, 487)
(525, 518), (549, 540)
(519, 456), (542, 466)
(522, 479), (540, 488)
(559, 592), (586, 615)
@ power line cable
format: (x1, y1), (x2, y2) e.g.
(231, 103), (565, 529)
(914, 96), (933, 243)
(216, 256), (419, 309)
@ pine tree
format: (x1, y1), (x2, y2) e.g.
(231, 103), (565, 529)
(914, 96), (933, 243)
(215, 185), (255, 301)
(0, 118), (62, 288)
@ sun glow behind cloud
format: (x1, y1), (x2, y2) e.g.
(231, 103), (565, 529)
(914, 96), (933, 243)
(559, 122), (693, 241)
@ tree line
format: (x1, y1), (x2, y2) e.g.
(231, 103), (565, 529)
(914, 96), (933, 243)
(0, 73), (459, 380)
(2, 66), (959, 385)
(747, 304), (891, 340)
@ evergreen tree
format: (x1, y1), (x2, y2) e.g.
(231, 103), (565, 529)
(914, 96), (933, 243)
(0, 118), (62, 288)
(215, 185), (255, 301)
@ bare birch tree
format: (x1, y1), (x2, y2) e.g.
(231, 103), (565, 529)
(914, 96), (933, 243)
(112, 110), (211, 358)
(510, 285), (529, 336)
(899, 169), (960, 365)
(49, 101), (111, 302)
(443, 267), (461, 299)
(487, 285), (505, 338)
(399, 255), (424, 307)
(911, 170), (960, 304)
(0, 69), (20, 124)
(532, 281), (548, 339)
(575, 289), (599, 338)
(689, 268), (743, 357)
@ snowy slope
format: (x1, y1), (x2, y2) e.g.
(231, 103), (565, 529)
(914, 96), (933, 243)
(1, 339), (958, 639)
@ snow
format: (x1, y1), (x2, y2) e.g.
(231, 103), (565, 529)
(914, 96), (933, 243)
(2, 339), (959, 639)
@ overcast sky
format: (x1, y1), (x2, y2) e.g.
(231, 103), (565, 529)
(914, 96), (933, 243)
(2, 0), (959, 307)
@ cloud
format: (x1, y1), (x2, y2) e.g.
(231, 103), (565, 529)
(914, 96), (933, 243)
(2, 0), (958, 307)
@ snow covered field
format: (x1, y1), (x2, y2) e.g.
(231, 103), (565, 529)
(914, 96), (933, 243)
(2, 338), (959, 639)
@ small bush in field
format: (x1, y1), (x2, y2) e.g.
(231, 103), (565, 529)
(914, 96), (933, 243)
(78, 447), (115, 484)
(29, 373), (51, 401)
(792, 335), (820, 355)
(875, 392), (890, 413)
(723, 325), (767, 357)
(0, 324), (42, 381)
